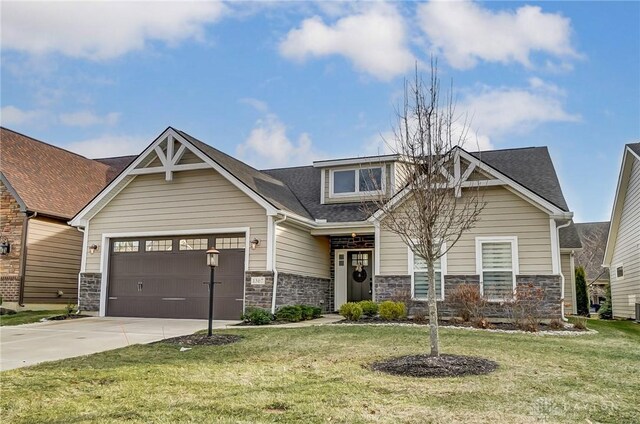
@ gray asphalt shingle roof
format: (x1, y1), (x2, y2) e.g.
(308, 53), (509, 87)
(574, 221), (610, 281)
(559, 223), (582, 249)
(627, 142), (640, 157)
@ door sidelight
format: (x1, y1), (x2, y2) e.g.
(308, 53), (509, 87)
(137, 281), (143, 292)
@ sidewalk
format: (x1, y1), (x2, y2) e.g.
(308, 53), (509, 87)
(228, 314), (343, 329)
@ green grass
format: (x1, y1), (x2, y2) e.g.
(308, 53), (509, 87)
(0, 310), (65, 326)
(1, 320), (639, 423)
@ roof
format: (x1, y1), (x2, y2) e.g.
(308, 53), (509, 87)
(559, 222), (582, 249)
(627, 142), (640, 157)
(0, 127), (132, 219)
(574, 222), (610, 282)
(95, 156), (137, 181)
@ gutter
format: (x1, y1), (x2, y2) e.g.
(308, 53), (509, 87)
(271, 215), (287, 314)
(556, 219), (572, 321)
(18, 211), (37, 306)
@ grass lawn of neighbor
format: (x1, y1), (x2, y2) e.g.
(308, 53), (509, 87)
(0, 310), (66, 326)
(1, 319), (638, 423)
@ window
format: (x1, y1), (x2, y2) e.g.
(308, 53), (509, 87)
(113, 241), (139, 253)
(616, 265), (624, 279)
(476, 237), (518, 301)
(331, 167), (384, 196)
(215, 236), (245, 249)
(351, 253), (369, 266)
(179, 238), (209, 251)
(145, 239), (173, 252)
(410, 246), (445, 301)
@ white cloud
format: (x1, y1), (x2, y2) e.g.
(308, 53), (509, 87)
(239, 98), (269, 113)
(279, 3), (414, 80)
(0, 105), (44, 126)
(237, 113), (323, 168)
(65, 134), (149, 158)
(1, 1), (226, 60)
(59, 111), (120, 127)
(417, 1), (579, 69)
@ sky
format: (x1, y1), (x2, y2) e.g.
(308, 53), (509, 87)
(1, 1), (639, 223)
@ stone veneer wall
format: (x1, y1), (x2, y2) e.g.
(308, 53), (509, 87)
(244, 271), (274, 310)
(374, 274), (563, 319)
(0, 181), (24, 302)
(329, 235), (375, 311)
(275, 273), (331, 312)
(79, 273), (102, 311)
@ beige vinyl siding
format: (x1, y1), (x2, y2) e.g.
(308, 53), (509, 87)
(323, 163), (393, 204)
(561, 252), (576, 314)
(378, 185), (553, 275)
(85, 169), (268, 272)
(276, 222), (330, 279)
(23, 217), (82, 303)
(609, 156), (640, 319)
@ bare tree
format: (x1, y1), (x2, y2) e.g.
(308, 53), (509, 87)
(366, 63), (485, 357)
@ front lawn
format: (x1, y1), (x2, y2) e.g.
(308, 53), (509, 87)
(1, 320), (638, 423)
(0, 309), (66, 326)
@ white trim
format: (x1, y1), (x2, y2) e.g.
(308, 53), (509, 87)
(266, 215), (274, 272)
(475, 236), (519, 301)
(408, 244), (446, 302)
(614, 263), (624, 280)
(313, 155), (399, 168)
(172, 144), (187, 165)
(320, 169), (326, 204)
(374, 220), (381, 276)
(79, 221), (89, 273)
(165, 135), (174, 181)
(570, 251), (577, 315)
(334, 248), (375, 308)
(97, 227), (251, 317)
(328, 166), (386, 198)
(550, 219), (560, 274)
(129, 163), (210, 175)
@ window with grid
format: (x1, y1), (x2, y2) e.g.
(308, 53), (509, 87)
(215, 237), (245, 249)
(351, 253), (369, 266)
(113, 241), (139, 253)
(145, 239), (173, 252)
(179, 238), (209, 251)
(479, 240), (517, 300)
(412, 251), (443, 300)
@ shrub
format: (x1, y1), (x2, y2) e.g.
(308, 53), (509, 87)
(599, 284), (613, 320)
(241, 307), (273, 325)
(548, 319), (564, 330)
(359, 300), (378, 317)
(506, 283), (545, 332)
(378, 301), (407, 321)
(448, 284), (486, 322)
(412, 309), (429, 324)
(275, 305), (303, 322)
(575, 266), (590, 316)
(572, 316), (588, 330)
(339, 302), (362, 321)
(64, 301), (77, 317)
(472, 317), (492, 329)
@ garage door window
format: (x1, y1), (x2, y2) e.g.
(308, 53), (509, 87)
(215, 237), (245, 249)
(113, 241), (139, 252)
(179, 238), (209, 250)
(145, 239), (173, 252)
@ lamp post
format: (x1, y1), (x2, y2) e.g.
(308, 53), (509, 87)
(206, 248), (219, 337)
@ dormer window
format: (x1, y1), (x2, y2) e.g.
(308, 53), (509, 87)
(330, 167), (384, 197)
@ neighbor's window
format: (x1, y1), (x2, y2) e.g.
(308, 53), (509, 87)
(179, 238), (209, 251)
(477, 238), (518, 301)
(410, 247), (444, 301)
(616, 265), (624, 278)
(145, 239), (173, 252)
(215, 236), (246, 249)
(113, 241), (139, 253)
(331, 167), (383, 195)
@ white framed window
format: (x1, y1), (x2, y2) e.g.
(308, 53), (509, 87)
(113, 240), (139, 253)
(409, 244), (446, 301)
(329, 167), (384, 197)
(179, 238), (209, 251)
(615, 264), (624, 279)
(476, 236), (519, 301)
(145, 239), (173, 252)
(215, 236), (246, 249)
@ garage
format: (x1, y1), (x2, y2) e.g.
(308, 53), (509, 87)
(107, 234), (245, 320)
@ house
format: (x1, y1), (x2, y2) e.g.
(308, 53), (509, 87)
(69, 127), (579, 321)
(603, 143), (640, 320)
(574, 221), (610, 308)
(0, 127), (133, 309)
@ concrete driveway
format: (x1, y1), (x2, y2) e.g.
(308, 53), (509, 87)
(0, 317), (238, 371)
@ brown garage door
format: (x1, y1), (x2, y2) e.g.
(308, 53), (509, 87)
(107, 235), (245, 320)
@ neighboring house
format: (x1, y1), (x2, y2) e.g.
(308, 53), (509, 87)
(603, 143), (640, 320)
(70, 127), (579, 321)
(0, 127), (133, 308)
(575, 221), (610, 308)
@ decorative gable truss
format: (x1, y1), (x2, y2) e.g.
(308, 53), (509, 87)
(130, 133), (210, 181)
(437, 149), (503, 197)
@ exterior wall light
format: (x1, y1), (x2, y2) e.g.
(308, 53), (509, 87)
(250, 238), (260, 250)
(351, 232), (357, 238)
(89, 244), (98, 254)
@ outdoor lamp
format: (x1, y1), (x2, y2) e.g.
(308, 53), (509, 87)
(250, 238), (260, 250)
(89, 244), (98, 254)
(206, 248), (219, 267)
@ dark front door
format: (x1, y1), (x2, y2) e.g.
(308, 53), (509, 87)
(107, 235), (245, 320)
(347, 251), (372, 302)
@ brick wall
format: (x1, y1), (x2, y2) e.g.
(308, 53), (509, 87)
(244, 271), (274, 310)
(275, 273), (331, 312)
(0, 181), (24, 302)
(79, 273), (101, 311)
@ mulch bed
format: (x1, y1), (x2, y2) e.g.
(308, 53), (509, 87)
(158, 333), (243, 346)
(371, 354), (498, 378)
(46, 314), (91, 321)
(235, 317), (322, 326)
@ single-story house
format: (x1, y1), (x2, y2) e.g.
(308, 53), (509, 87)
(70, 127), (580, 321)
(574, 221), (610, 308)
(603, 143), (640, 320)
(0, 127), (133, 309)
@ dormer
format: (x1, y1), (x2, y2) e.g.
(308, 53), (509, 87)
(313, 155), (404, 204)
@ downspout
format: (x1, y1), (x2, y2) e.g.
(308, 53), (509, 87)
(271, 215), (287, 314)
(18, 211), (37, 306)
(76, 226), (86, 310)
(556, 220), (572, 321)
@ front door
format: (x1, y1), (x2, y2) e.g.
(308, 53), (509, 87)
(347, 251), (372, 302)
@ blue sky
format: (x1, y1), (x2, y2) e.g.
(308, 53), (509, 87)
(1, 1), (638, 223)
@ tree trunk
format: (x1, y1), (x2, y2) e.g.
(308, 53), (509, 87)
(428, 260), (440, 356)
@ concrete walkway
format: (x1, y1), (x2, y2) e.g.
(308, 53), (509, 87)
(0, 317), (237, 371)
(232, 314), (344, 329)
